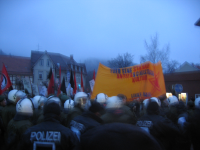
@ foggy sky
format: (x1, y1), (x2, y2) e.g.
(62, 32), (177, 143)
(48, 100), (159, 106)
(0, 0), (200, 65)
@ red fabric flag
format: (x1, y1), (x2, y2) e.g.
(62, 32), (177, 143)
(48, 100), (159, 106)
(47, 69), (54, 95)
(0, 63), (13, 95)
(57, 65), (62, 96)
(73, 71), (77, 94)
(93, 69), (95, 81)
(81, 70), (84, 92)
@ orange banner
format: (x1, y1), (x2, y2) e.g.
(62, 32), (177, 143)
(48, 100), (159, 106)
(91, 61), (166, 102)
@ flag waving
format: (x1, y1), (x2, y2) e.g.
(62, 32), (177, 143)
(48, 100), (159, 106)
(81, 70), (84, 92)
(57, 65), (62, 96)
(93, 69), (95, 81)
(73, 71), (77, 94)
(0, 63), (13, 95)
(47, 68), (54, 95)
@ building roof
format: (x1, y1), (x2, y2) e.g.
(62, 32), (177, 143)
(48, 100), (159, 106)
(174, 61), (200, 73)
(195, 18), (200, 26)
(31, 50), (87, 74)
(0, 55), (32, 75)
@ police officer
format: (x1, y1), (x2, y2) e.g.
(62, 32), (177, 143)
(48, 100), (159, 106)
(62, 99), (74, 126)
(6, 98), (33, 150)
(18, 98), (79, 150)
(31, 95), (47, 125)
(136, 97), (180, 150)
(2, 90), (26, 130)
(101, 96), (135, 124)
(66, 92), (91, 127)
(70, 101), (104, 140)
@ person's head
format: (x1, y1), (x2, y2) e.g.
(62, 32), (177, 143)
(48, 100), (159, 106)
(58, 93), (69, 107)
(16, 98), (33, 116)
(64, 99), (74, 111)
(47, 96), (61, 106)
(89, 101), (105, 117)
(43, 99), (61, 116)
(74, 92), (90, 110)
(0, 95), (7, 106)
(32, 95), (47, 109)
(167, 95), (179, 107)
(8, 90), (26, 104)
(106, 96), (123, 109)
(117, 94), (127, 104)
(95, 93), (108, 107)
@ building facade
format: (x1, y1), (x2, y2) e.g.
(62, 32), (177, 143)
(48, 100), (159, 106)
(0, 51), (87, 95)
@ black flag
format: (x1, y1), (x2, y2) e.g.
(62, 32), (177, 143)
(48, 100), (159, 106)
(70, 69), (74, 89)
(60, 77), (66, 93)
(47, 67), (52, 80)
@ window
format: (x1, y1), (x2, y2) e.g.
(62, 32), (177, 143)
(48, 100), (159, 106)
(40, 59), (44, 66)
(47, 59), (50, 67)
(38, 71), (43, 79)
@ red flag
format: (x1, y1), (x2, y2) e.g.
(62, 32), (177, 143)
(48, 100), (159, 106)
(93, 69), (95, 81)
(47, 69), (54, 95)
(81, 70), (84, 92)
(73, 71), (77, 94)
(0, 63), (13, 95)
(57, 65), (62, 96)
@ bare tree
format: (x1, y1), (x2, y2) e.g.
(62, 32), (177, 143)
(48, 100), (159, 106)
(108, 52), (134, 68)
(141, 33), (179, 73)
(165, 60), (180, 73)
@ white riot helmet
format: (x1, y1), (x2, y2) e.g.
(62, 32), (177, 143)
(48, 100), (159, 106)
(32, 96), (47, 109)
(8, 90), (26, 103)
(47, 96), (61, 106)
(74, 92), (90, 109)
(143, 99), (149, 110)
(149, 97), (161, 107)
(167, 96), (179, 106)
(16, 98), (33, 115)
(95, 93), (108, 104)
(194, 97), (200, 108)
(106, 96), (123, 109)
(64, 99), (74, 110)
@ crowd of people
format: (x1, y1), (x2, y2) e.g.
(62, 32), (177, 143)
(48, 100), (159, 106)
(0, 89), (200, 150)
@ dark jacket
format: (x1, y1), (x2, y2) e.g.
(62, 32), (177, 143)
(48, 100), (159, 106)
(18, 113), (79, 150)
(136, 114), (180, 150)
(70, 111), (103, 139)
(101, 107), (135, 124)
(80, 123), (162, 150)
(187, 108), (200, 150)
(6, 113), (33, 150)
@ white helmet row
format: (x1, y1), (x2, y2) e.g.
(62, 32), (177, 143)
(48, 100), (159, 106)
(167, 96), (179, 106)
(32, 95), (47, 109)
(16, 98), (33, 115)
(195, 97), (200, 108)
(74, 92), (90, 109)
(8, 90), (26, 103)
(64, 99), (74, 110)
(106, 96), (123, 109)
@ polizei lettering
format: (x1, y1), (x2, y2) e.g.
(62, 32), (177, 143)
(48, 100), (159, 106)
(30, 131), (61, 143)
(136, 121), (153, 128)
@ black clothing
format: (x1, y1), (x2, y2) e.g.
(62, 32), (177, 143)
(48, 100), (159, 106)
(18, 113), (79, 150)
(136, 114), (180, 150)
(81, 123), (162, 150)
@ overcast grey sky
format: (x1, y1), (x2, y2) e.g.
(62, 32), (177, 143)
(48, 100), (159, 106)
(0, 0), (199, 65)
